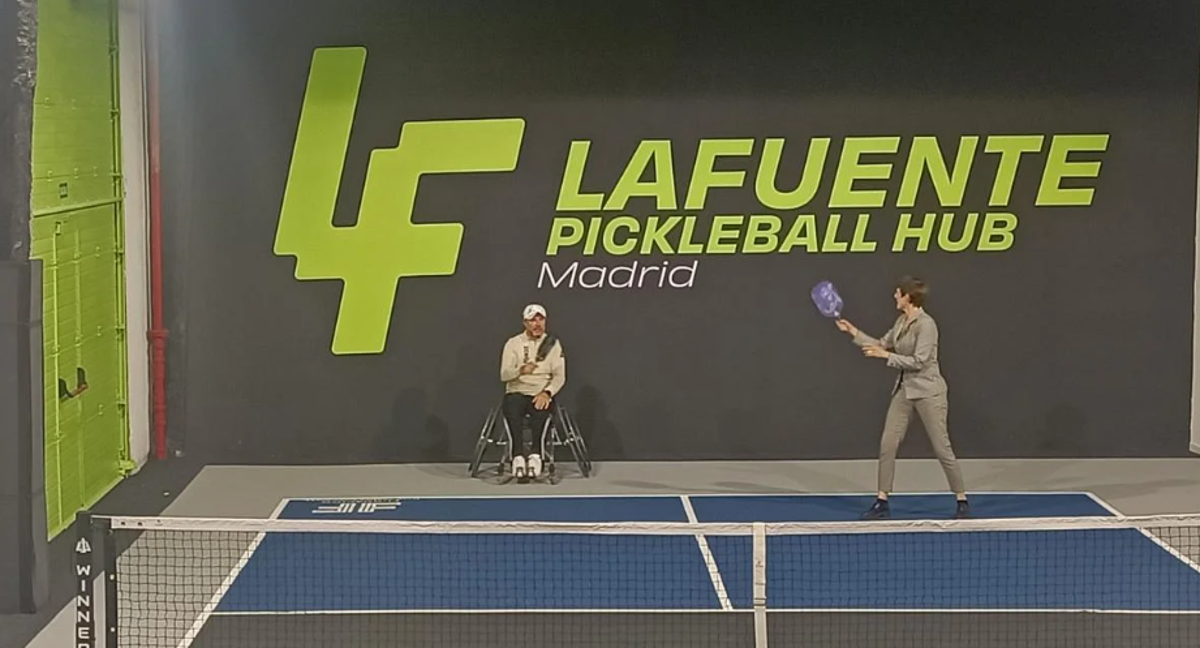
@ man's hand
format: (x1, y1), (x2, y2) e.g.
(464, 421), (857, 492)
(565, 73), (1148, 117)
(863, 344), (889, 359)
(533, 391), (552, 410)
(835, 319), (858, 336)
(519, 363), (538, 375)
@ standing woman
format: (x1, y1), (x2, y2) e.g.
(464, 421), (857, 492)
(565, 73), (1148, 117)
(835, 276), (970, 520)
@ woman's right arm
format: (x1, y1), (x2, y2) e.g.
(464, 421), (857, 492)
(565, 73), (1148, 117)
(840, 319), (896, 349)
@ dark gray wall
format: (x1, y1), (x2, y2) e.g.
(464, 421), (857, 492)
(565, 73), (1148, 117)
(155, 0), (1200, 464)
(0, 261), (48, 614)
(0, 0), (45, 615)
(1, 0), (35, 261)
(0, 0), (12, 261)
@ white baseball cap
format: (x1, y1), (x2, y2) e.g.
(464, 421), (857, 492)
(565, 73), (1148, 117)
(523, 303), (546, 320)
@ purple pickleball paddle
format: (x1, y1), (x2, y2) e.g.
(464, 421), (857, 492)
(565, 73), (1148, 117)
(810, 280), (844, 318)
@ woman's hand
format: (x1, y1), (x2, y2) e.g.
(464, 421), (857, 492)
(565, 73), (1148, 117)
(863, 345), (889, 359)
(835, 319), (858, 336)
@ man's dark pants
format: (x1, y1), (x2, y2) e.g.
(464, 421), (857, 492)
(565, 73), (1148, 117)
(502, 392), (551, 460)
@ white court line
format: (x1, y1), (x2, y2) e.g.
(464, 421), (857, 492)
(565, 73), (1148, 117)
(212, 608), (742, 616)
(1084, 492), (1200, 576)
(207, 606), (1200, 616)
(680, 495), (733, 611)
(769, 608), (1200, 615)
(175, 498), (289, 648)
(282, 490), (1105, 502)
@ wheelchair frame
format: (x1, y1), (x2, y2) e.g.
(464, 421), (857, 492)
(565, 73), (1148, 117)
(468, 399), (592, 482)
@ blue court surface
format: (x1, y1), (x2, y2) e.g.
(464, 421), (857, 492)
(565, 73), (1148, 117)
(210, 492), (1200, 615)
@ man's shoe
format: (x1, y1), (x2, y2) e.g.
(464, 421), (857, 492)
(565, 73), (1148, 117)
(513, 456), (528, 484)
(955, 499), (971, 519)
(861, 499), (891, 520)
(528, 454), (542, 479)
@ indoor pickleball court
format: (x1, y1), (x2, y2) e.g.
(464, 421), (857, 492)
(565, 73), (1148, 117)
(89, 491), (1200, 648)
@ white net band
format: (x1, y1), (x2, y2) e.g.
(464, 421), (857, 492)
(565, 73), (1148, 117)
(104, 512), (1200, 536)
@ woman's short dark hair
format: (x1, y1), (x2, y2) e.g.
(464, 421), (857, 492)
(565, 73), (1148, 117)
(896, 276), (928, 307)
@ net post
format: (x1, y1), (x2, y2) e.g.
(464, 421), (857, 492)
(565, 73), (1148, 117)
(753, 521), (768, 648)
(101, 516), (118, 648)
(73, 511), (96, 648)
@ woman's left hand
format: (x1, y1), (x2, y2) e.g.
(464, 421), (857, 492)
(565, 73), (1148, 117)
(863, 345), (889, 359)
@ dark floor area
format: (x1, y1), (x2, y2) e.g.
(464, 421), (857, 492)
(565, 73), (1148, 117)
(767, 612), (1200, 648)
(192, 612), (756, 648)
(0, 455), (203, 648)
(177, 611), (1200, 648)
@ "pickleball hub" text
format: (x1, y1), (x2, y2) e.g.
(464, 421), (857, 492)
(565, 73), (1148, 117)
(537, 134), (1106, 290)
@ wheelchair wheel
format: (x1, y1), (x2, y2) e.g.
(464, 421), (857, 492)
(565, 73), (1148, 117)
(559, 407), (592, 477)
(468, 405), (502, 478)
(569, 411), (593, 475)
(540, 418), (557, 469)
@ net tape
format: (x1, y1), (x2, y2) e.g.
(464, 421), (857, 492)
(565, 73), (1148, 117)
(104, 512), (1200, 536)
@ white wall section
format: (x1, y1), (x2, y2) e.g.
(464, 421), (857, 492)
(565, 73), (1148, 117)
(118, 0), (151, 468)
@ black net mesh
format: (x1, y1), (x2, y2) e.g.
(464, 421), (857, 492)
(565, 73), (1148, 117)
(84, 515), (1200, 648)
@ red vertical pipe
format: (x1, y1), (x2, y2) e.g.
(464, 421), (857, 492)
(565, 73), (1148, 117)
(144, 1), (168, 460)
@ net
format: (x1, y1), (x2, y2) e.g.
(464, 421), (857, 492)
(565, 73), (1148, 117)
(76, 512), (1200, 648)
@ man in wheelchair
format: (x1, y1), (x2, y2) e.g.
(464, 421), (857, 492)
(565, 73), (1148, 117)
(499, 303), (566, 483)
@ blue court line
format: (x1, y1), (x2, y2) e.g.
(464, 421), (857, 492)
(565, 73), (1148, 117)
(211, 493), (1200, 614)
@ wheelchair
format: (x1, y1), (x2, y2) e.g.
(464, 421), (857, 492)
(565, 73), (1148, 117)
(468, 398), (592, 483)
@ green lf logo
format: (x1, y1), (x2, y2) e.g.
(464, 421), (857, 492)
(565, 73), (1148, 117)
(274, 46), (525, 354)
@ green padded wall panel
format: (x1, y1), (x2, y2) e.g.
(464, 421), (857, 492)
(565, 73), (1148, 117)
(30, 0), (130, 538)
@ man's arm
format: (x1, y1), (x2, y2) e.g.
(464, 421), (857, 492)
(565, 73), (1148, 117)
(543, 342), (566, 396)
(499, 338), (522, 383)
(885, 319), (937, 371)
